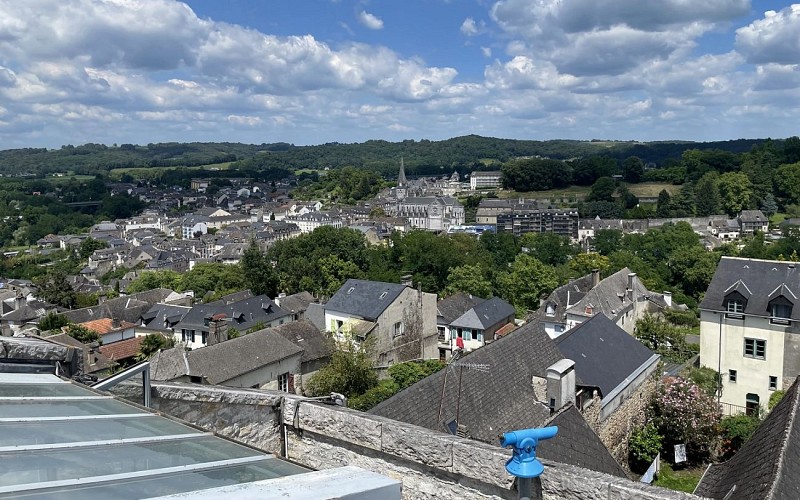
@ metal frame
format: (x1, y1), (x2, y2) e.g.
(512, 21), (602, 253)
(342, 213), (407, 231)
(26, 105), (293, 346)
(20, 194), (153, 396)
(0, 432), (208, 453)
(92, 360), (151, 407)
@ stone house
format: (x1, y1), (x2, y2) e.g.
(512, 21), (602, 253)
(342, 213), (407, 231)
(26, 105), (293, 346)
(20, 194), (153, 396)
(324, 279), (438, 366)
(738, 209), (769, 235)
(445, 296), (515, 353)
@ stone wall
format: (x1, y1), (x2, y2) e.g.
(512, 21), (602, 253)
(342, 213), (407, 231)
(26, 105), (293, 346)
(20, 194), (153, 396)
(149, 382), (703, 500)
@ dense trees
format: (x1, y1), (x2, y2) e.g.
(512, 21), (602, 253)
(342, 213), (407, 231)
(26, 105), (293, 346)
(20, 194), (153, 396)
(501, 158), (572, 191)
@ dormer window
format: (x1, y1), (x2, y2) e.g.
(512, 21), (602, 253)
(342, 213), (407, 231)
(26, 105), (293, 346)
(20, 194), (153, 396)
(584, 305), (593, 315)
(545, 303), (556, 317)
(726, 300), (743, 314)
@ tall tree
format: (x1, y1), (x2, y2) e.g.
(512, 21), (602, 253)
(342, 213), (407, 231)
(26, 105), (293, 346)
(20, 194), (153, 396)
(497, 254), (558, 315)
(622, 156), (645, 183)
(695, 172), (721, 216)
(519, 232), (575, 266)
(655, 189), (672, 218)
(718, 172), (753, 217)
(241, 241), (279, 297)
(587, 177), (616, 202)
(444, 264), (493, 298)
(34, 269), (76, 309)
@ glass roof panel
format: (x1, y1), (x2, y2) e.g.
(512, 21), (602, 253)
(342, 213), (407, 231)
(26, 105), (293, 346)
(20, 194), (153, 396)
(2, 459), (307, 500)
(0, 436), (263, 488)
(0, 398), (144, 418)
(0, 383), (98, 398)
(0, 417), (201, 447)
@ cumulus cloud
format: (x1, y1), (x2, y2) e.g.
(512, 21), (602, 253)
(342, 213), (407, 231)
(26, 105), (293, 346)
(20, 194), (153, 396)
(357, 10), (384, 30)
(736, 5), (800, 65)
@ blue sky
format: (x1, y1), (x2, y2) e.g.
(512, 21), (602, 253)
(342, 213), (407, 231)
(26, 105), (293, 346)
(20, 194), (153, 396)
(0, 1), (798, 148)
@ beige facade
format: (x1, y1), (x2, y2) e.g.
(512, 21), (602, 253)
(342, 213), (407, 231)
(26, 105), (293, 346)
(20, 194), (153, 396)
(700, 310), (790, 413)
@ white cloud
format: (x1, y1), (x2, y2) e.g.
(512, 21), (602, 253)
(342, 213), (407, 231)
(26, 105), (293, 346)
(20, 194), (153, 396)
(460, 17), (484, 36)
(357, 10), (384, 30)
(481, 47), (492, 58)
(736, 5), (800, 65)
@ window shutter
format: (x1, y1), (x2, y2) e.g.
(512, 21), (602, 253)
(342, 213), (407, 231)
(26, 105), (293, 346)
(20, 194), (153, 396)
(287, 373), (295, 394)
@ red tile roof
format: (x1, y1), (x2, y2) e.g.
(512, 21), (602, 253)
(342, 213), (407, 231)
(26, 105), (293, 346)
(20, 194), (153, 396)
(79, 318), (137, 335)
(99, 336), (144, 361)
(494, 322), (518, 338)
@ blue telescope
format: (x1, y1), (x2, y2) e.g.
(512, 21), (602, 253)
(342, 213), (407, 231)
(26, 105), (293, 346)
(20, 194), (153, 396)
(499, 426), (559, 479)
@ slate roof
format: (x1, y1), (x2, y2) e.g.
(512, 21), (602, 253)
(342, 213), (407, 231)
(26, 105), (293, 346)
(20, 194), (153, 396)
(533, 273), (595, 324)
(565, 268), (669, 322)
(700, 257), (800, 320)
(370, 319), (625, 477)
(268, 320), (331, 364)
(176, 295), (290, 334)
(276, 291), (316, 317)
(63, 288), (176, 325)
(695, 376), (800, 500)
(183, 329), (303, 385)
(140, 304), (191, 330)
(325, 279), (407, 321)
(554, 314), (658, 398)
(437, 292), (486, 325)
(450, 297), (515, 330)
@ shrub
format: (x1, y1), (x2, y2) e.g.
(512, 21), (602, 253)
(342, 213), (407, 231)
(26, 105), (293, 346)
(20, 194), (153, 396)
(663, 309), (700, 328)
(66, 324), (100, 344)
(349, 379), (399, 411)
(629, 423), (662, 473)
(769, 390), (786, 410)
(38, 312), (70, 331)
(684, 366), (720, 398)
(648, 376), (720, 463)
(306, 344), (377, 398)
(388, 359), (445, 390)
(719, 414), (760, 460)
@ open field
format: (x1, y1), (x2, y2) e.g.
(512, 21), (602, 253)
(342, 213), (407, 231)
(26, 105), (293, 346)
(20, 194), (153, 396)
(108, 162), (234, 179)
(45, 174), (95, 183)
(498, 182), (679, 201)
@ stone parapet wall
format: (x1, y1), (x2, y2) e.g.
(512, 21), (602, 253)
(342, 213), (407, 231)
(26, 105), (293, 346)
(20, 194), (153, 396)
(150, 382), (703, 500)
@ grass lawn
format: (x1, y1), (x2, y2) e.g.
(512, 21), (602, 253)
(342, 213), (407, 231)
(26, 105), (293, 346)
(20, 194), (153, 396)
(770, 212), (788, 226)
(109, 161), (234, 177)
(653, 463), (705, 493)
(46, 174), (95, 183)
(498, 182), (679, 201)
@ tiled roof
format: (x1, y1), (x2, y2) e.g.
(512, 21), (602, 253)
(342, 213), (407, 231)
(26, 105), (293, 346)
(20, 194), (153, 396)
(98, 336), (144, 361)
(437, 292), (485, 325)
(80, 318), (136, 335)
(695, 376), (800, 499)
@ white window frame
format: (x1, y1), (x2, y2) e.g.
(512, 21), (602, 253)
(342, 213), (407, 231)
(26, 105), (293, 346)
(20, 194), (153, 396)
(393, 321), (404, 337)
(278, 372), (289, 392)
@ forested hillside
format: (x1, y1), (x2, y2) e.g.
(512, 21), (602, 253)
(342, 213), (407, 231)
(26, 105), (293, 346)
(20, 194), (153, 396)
(0, 135), (769, 177)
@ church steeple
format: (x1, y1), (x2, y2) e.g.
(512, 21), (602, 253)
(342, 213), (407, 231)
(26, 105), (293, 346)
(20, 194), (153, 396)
(398, 157), (407, 187)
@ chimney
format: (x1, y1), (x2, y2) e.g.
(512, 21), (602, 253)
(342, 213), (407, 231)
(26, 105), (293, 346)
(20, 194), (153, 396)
(546, 359), (576, 413)
(207, 318), (229, 346)
(591, 269), (600, 288)
(14, 291), (25, 310)
(663, 291), (672, 308)
(627, 273), (636, 301)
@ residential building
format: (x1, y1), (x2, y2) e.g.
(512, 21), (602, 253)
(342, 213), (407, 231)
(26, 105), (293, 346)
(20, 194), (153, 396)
(172, 294), (292, 350)
(324, 279), (438, 365)
(150, 328), (303, 390)
(386, 196), (465, 232)
(436, 292), (485, 360)
(563, 268), (674, 336)
(738, 210), (769, 235)
(475, 198), (540, 225)
(699, 256), (800, 414)
(708, 218), (741, 240)
(577, 217), (623, 246)
(469, 171), (502, 190)
(535, 272), (597, 338)
(446, 296), (515, 353)
(286, 211), (343, 233)
(497, 208), (579, 240)
(180, 215), (209, 239)
(274, 291), (317, 321)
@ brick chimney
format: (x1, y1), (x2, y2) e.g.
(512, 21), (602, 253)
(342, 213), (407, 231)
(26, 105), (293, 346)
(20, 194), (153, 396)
(546, 359), (576, 414)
